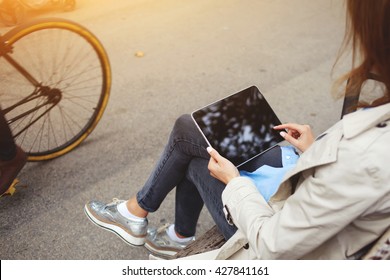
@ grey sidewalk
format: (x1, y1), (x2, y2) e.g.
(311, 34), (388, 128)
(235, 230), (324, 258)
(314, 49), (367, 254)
(0, 0), (346, 259)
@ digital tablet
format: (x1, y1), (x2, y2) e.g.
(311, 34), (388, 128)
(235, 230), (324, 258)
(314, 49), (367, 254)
(191, 86), (285, 167)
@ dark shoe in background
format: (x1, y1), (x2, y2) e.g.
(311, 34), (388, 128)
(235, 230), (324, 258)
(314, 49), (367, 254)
(0, 146), (27, 196)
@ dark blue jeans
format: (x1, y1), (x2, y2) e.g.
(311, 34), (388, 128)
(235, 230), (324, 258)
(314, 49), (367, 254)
(136, 114), (238, 239)
(136, 114), (282, 240)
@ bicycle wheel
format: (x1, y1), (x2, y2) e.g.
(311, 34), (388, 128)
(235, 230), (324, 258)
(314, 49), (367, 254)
(0, 18), (111, 161)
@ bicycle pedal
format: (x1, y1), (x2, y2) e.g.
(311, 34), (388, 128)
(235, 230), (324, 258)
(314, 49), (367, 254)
(0, 179), (19, 197)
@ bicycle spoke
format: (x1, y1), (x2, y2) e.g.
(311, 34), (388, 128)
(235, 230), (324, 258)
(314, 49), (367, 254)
(1, 18), (110, 159)
(15, 97), (45, 153)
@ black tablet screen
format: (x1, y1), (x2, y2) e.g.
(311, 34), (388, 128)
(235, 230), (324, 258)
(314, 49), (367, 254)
(192, 86), (284, 167)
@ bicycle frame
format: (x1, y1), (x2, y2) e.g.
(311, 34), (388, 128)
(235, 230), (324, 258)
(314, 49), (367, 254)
(0, 35), (61, 137)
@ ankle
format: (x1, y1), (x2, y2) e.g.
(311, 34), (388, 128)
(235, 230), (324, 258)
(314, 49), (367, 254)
(168, 224), (194, 243)
(126, 197), (148, 218)
(117, 202), (146, 221)
(175, 231), (187, 239)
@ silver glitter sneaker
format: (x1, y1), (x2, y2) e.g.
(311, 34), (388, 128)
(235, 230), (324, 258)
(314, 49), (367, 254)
(144, 224), (195, 258)
(84, 198), (148, 246)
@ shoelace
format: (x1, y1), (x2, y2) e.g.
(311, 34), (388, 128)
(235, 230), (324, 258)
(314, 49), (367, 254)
(156, 223), (171, 234)
(105, 198), (123, 208)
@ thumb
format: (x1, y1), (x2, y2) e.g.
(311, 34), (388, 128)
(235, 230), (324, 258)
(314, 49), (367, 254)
(207, 147), (220, 162)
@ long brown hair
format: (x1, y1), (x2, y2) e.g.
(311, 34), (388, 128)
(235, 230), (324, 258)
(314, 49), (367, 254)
(335, 0), (390, 106)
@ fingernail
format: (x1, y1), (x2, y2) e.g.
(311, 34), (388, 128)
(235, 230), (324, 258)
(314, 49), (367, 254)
(280, 131), (286, 137)
(207, 147), (213, 153)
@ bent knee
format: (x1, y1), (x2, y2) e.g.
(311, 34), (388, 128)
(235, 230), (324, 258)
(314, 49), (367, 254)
(173, 114), (194, 132)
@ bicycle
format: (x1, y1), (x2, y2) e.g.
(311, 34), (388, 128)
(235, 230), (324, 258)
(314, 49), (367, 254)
(0, 17), (111, 163)
(0, 0), (76, 26)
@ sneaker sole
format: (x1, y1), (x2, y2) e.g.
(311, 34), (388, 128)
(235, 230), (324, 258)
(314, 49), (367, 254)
(144, 240), (179, 259)
(84, 204), (145, 247)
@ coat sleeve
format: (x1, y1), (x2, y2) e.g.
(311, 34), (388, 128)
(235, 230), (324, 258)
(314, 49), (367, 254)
(222, 137), (389, 259)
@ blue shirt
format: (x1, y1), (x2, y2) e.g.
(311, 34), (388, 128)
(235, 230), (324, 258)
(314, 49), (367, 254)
(239, 146), (299, 202)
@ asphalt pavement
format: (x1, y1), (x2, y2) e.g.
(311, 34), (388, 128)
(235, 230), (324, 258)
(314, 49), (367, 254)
(0, 0), (347, 260)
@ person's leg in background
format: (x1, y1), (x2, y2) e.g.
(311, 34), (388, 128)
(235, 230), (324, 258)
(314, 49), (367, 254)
(0, 107), (16, 161)
(0, 107), (27, 195)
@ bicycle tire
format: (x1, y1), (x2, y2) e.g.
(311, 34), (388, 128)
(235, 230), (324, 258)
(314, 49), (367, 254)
(0, 18), (111, 161)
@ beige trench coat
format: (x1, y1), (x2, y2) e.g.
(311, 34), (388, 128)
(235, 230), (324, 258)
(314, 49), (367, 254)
(202, 102), (390, 260)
